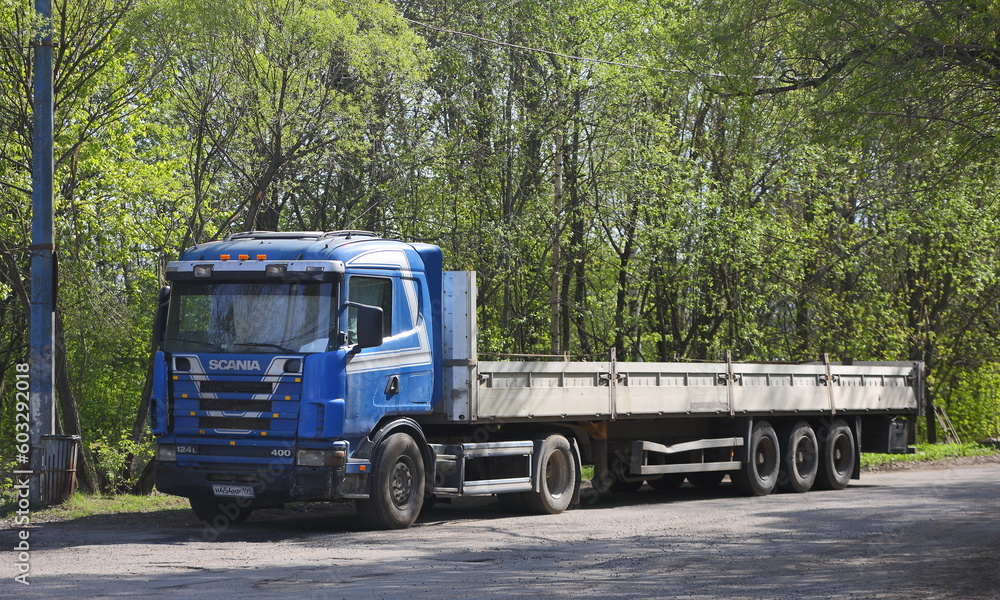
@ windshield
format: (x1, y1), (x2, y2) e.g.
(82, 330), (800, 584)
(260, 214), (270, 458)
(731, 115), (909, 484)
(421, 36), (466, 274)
(164, 281), (337, 354)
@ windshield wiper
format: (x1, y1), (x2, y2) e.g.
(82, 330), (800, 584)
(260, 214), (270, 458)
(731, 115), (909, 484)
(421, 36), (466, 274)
(165, 337), (224, 351)
(234, 341), (297, 353)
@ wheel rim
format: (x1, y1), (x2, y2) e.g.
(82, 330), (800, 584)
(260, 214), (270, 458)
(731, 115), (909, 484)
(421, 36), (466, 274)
(831, 432), (852, 477)
(794, 434), (818, 479)
(755, 436), (777, 481)
(546, 450), (570, 498)
(390, 458), (414, 508)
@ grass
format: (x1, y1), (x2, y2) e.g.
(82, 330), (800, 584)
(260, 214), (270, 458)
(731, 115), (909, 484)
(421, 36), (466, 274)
(861, 442), (1000, 469)
(1, 491), (189, 524)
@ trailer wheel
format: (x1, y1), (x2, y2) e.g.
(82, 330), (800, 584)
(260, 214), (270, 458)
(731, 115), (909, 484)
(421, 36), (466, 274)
(778, 421), (819, 493)
(356, 433), (425, 529)
(816, 419), (855, 491)
(189, 497), (253, 526)
(732, 420), (780, 496)
(523, 435), (577, 514)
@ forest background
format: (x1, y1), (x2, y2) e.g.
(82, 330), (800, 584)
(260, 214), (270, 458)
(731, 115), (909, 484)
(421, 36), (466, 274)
(2, 0), (1000, 494)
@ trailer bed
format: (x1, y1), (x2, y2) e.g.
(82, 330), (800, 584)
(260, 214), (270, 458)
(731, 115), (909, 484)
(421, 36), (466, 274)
(465, 360), (919, 422)
(443, 271), (921, 424)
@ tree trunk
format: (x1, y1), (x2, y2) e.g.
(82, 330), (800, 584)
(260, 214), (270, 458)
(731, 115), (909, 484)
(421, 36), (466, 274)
(551, 126), (563, 355)
(130, 457), (156, 495)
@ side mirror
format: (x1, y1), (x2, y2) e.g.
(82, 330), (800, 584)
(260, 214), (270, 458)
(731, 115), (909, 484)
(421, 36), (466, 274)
(346, 302), (384, 352)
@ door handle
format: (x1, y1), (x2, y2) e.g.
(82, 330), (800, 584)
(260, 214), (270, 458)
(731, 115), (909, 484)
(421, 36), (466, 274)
(385, 375), (400, 395)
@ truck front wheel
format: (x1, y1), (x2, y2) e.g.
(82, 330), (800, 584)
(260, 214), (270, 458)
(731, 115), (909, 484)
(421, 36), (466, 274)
(523, 434), (577, 514)
(356, 433), (426, 529)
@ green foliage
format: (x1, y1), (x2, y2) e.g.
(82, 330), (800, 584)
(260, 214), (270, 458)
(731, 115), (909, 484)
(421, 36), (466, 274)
(4, 0), (1000, 499)
(939, 366), (1000, 442)
(89, 431), (153, 494)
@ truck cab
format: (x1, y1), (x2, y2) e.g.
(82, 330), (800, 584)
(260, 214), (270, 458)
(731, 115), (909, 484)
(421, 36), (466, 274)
(152, 231), (444, 527)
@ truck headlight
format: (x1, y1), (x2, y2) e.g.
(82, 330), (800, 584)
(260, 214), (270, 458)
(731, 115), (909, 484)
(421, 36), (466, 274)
(296, 448), (347, 467)
(156, 445), (177, 461)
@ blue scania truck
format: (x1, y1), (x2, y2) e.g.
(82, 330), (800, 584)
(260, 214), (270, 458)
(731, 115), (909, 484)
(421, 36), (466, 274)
(152, 231), (921, 529)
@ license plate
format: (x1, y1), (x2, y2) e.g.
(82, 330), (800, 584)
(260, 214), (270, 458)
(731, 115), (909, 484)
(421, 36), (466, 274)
(211, 484), (255, 498)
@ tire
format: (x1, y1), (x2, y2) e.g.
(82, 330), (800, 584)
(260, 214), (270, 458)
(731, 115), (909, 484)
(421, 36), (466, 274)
(190, 496), (253, 526)
(686, 471), (726, 488)
(815, 419), (856, 491)
(523, 435), (577, 514)
(732, 420), (780, 496)
(648, 473), (685, 491)
(778, 421), (819, 493)
(356, 433), (426, 529)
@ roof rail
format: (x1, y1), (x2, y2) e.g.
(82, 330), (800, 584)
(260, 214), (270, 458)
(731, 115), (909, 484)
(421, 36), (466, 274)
(321, 230), (380, 240)
(224, 231), (326, 241)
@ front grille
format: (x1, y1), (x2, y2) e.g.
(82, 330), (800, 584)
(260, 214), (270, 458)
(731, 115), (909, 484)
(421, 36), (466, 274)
(202, 462), (292, 472)
(199, 416), (271, 430)
(199, 398), (273, 412)
(200, 381), (273, 394)
(185, 445), (290, 459)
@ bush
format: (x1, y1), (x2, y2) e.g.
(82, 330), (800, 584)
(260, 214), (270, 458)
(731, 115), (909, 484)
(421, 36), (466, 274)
(89, 432), (153, 494)
(940, 366), (1000, 442)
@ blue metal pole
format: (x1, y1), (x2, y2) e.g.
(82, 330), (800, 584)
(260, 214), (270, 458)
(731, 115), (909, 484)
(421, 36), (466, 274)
(30, 0), (55, 506)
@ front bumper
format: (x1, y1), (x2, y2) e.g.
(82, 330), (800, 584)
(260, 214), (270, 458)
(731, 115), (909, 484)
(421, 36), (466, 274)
(155, 461), (368, 505)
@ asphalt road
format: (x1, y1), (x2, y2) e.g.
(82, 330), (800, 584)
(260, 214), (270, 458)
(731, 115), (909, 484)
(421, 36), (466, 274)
(4, 462), (1000, 599)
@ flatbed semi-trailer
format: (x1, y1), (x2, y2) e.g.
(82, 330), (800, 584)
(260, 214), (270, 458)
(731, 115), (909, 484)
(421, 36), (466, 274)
(151, 231), (920, 529)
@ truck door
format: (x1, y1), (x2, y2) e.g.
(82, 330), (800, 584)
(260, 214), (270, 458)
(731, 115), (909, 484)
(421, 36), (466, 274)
(345, 273), (433, 427)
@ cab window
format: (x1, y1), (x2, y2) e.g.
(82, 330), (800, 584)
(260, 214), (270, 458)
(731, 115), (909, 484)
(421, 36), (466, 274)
(348, 276), (393, 344)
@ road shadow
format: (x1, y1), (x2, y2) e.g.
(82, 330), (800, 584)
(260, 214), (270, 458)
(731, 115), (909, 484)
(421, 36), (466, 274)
(10, 468), (1000, 600)
(16, 476), (1000, 600)
(4, 477), (896, 550)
